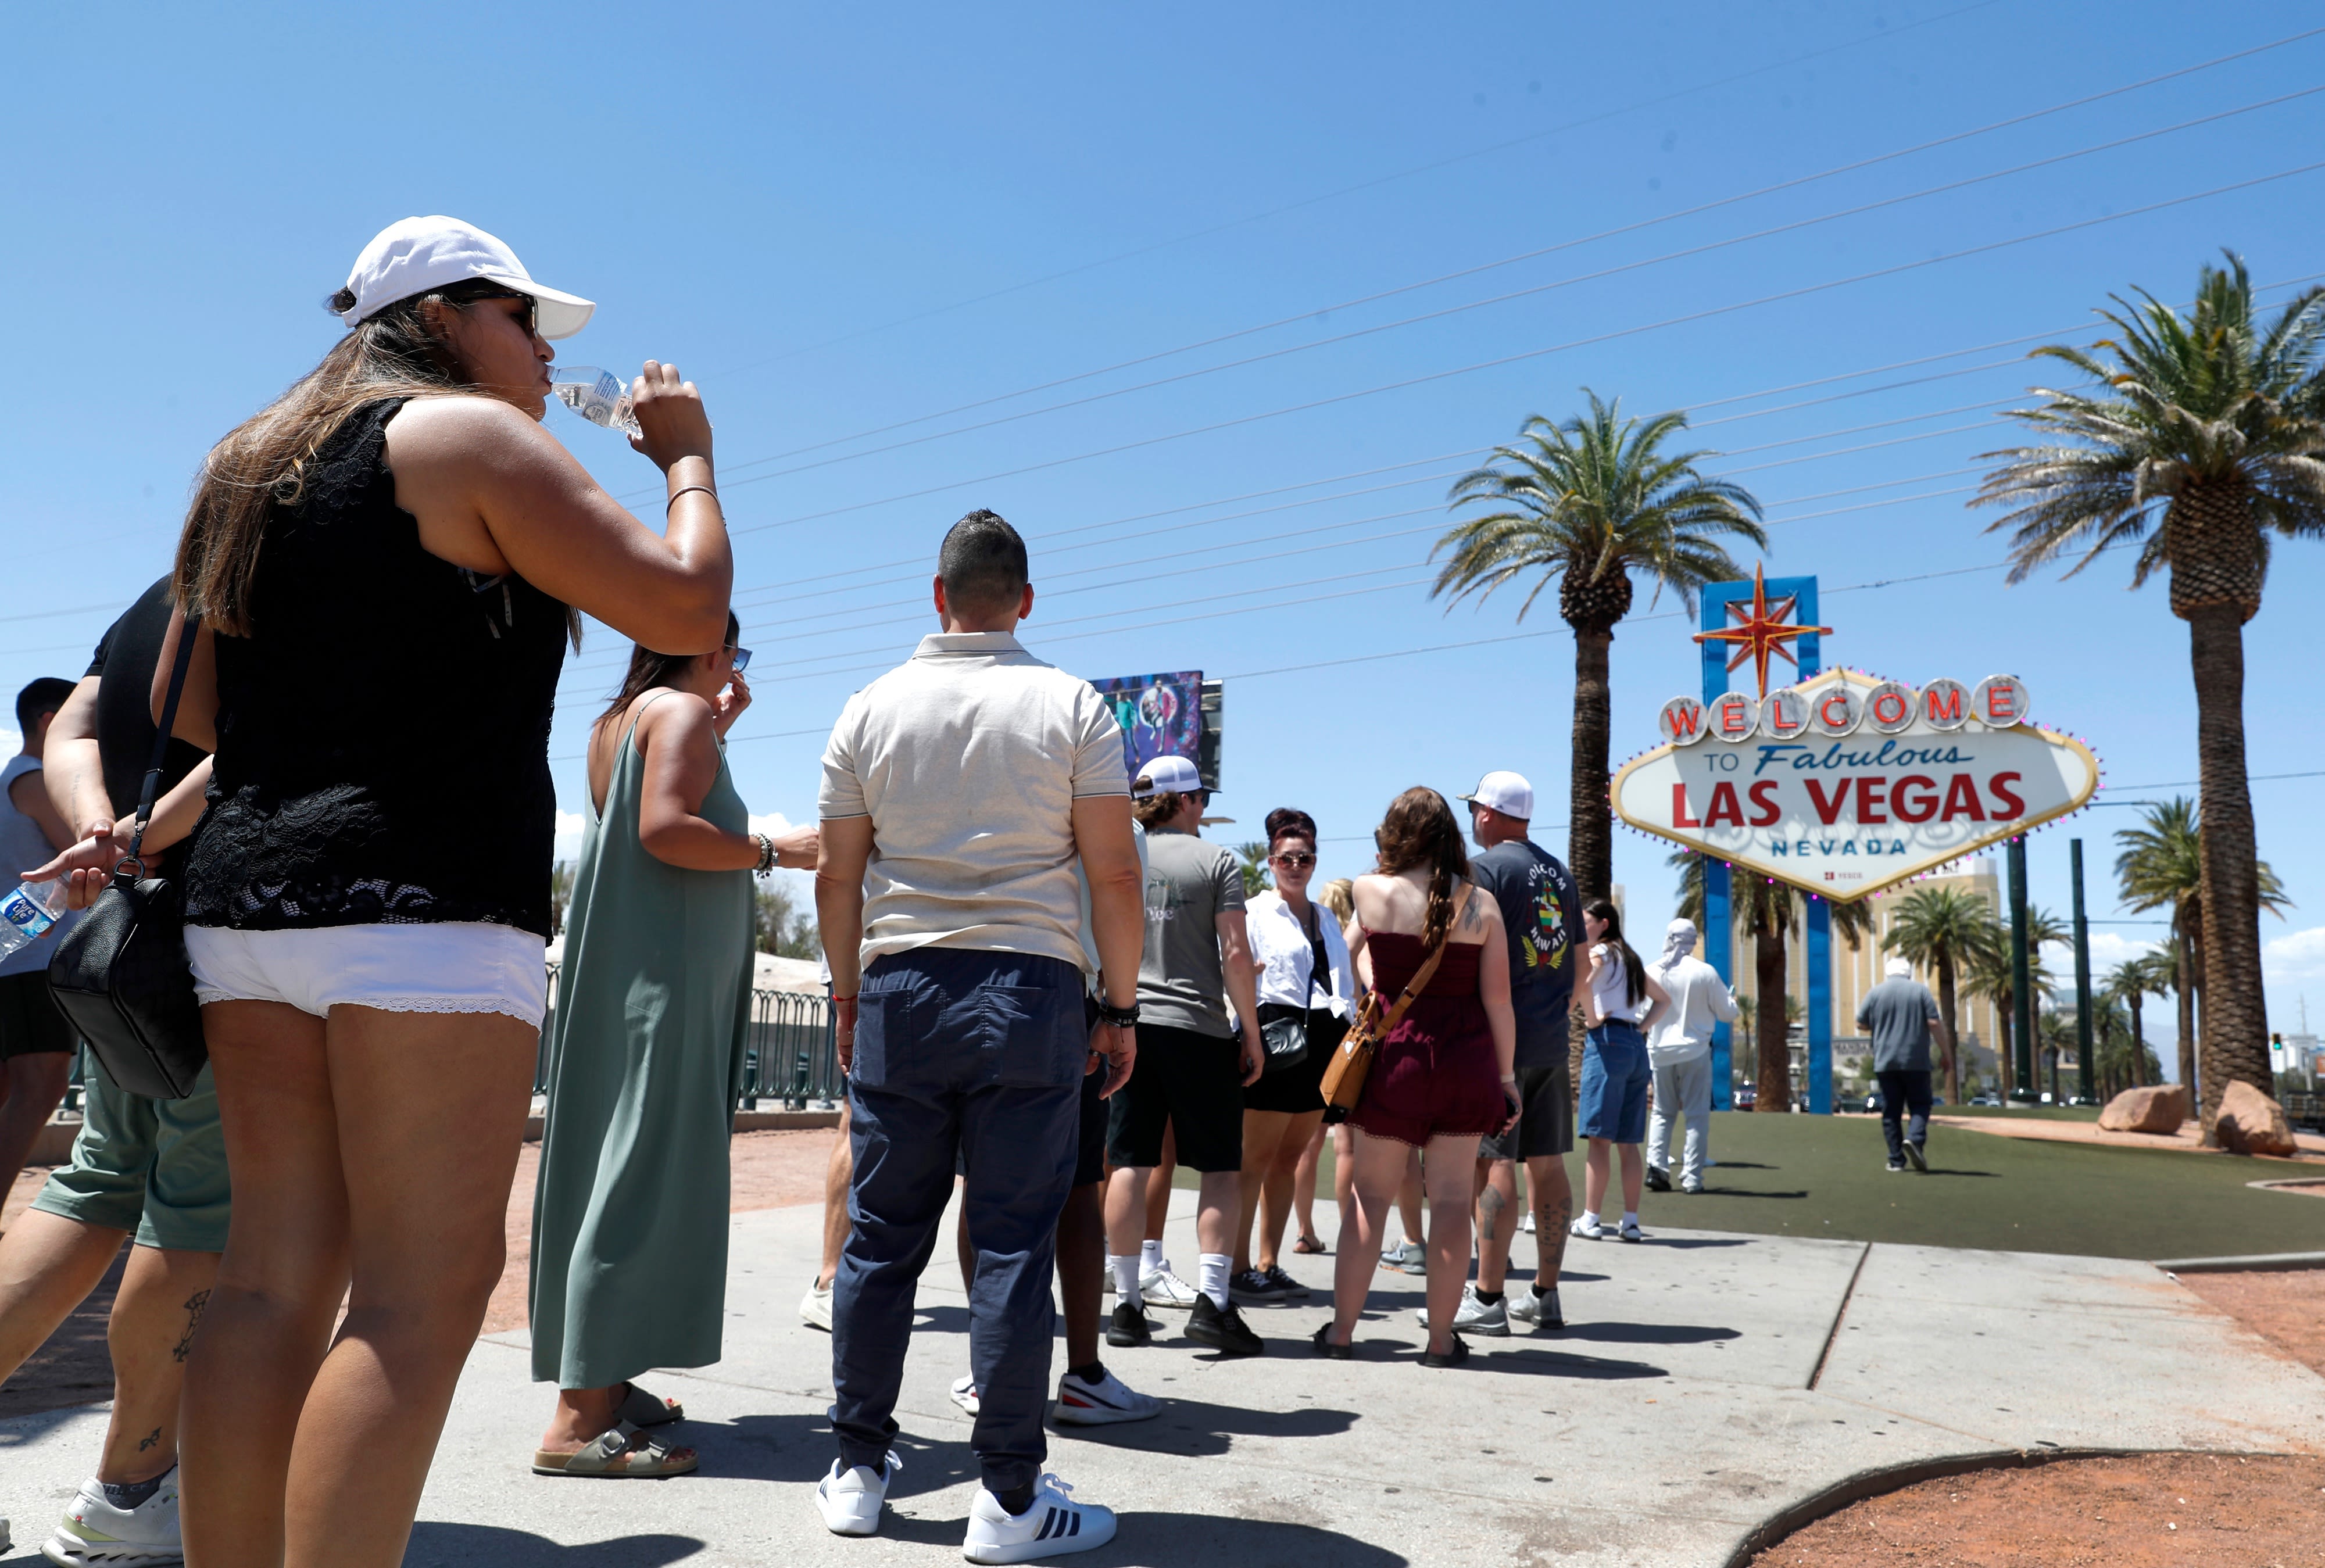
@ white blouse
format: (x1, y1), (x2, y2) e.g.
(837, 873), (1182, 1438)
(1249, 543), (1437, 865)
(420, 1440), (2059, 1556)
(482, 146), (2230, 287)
(1244, 890), (1357, 1018)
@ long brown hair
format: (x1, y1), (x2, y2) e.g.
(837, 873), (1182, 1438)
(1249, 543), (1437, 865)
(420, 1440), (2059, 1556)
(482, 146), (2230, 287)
(1585, 897), (1648, 1008)
(596, 611), (740, 735)
(1373, 786), (1469, 951)
(171, 278), (580, 646)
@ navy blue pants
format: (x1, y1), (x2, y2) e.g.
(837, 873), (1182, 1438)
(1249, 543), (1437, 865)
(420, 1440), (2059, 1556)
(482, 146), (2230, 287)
(1877, 1068), (1933, 1162)
(832, 947), (1086, 1493)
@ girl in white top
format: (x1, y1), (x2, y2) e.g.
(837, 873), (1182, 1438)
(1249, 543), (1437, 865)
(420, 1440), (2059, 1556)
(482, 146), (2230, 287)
(1573, 900), (1669, 1243)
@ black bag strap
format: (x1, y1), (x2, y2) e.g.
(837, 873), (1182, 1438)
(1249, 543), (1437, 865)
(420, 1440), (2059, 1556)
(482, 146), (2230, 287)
(119, 611), (200, 878)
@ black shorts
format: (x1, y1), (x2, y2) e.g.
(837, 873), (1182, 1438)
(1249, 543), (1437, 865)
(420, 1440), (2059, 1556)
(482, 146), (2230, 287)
(1106, 1023), (1244, 1173)
(0, 972), (74, 1061)
(1243, 1007), (1342, 1115)
(1478, 1061), (1574, 1161)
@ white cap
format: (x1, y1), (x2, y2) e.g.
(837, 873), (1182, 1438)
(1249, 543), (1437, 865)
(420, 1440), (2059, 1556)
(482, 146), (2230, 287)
(1131, 754), (1206, 799)
(1458, 769), (1533, 821)
(339, 216), (595, 340)
(1885, 957), (1913, 978)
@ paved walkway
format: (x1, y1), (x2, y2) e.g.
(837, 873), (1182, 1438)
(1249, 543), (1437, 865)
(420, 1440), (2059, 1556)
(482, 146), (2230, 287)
(2, 1193), (2319, 1567)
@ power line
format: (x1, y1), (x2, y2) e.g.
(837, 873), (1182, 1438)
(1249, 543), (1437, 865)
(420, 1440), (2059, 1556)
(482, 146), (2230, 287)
(717, 159), (2325, 539)
(2097, 770), (2325, 792)
(676, 33), (2325, 495)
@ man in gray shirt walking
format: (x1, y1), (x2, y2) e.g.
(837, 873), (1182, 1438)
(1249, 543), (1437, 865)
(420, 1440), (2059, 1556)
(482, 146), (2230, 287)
(1857, 957), (1942, 1173)
(815, 511), (1145, 1561)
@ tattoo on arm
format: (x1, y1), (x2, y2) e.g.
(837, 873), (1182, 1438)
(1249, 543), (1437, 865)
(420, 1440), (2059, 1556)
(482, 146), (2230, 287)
(171, 1288), (212, 1364)
(137, 1426), (161, 1452)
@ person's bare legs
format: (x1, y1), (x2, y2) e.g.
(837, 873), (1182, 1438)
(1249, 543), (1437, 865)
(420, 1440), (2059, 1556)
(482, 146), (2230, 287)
(1255, 1109), (1322, 1273)
(1232, 1109), (1296, 1272)
(0, 1208), (126, 1380)
(1582, 1136), (1613, 1219)
(1325, 1130), (1408, 1347)
(0, 1052), (74, 1191)
(1421, 1136), (1481, 1355)
(1103, 1165), (1151, 1265)
(817, 1100), (852, 1290)
(1617, 1142), (1645, 1216)
(183, 1001), (534, 1568)
(1289, 1120), (1327, 1248)
(1193, 1169), (1238, 1268)
(1054, 1183), (1105, 1369)
(1393, 1149), (1425, 1254)
(1141, 1125), (1176, 1247)
(1526, 1154), (1573, 1288)
(1473, 1158), (1520, 1293)
(96, 1243), (220, 1483)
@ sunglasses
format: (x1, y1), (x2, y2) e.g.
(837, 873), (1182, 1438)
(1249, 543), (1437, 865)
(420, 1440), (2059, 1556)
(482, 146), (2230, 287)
(1272, 851), (1317, 868)
(729, 646), (753, 674)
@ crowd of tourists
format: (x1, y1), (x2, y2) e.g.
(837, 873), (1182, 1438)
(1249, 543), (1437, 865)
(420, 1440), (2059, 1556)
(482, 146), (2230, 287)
(0, 215), (1948, 1566)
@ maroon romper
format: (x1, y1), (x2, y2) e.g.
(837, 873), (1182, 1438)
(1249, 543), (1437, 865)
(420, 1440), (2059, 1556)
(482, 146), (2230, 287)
(1347, 932), (1507, 1147)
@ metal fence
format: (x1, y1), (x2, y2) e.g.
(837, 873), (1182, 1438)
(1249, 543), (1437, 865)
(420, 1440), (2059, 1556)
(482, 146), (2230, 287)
(535, 965), (839, 1112)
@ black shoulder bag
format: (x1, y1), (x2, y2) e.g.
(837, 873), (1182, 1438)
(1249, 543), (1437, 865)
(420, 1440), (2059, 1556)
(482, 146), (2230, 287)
(48, 615), (208, 1099)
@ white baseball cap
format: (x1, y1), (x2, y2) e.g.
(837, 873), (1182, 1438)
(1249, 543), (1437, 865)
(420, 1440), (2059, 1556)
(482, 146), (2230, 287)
(339, 216), (595, 340)
(1131, 754), (1207, 799)
(1458, 770), (1534, 821)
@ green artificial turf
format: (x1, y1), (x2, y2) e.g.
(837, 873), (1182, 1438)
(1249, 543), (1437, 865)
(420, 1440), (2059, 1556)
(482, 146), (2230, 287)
(1561, 1111), (2321, 1261)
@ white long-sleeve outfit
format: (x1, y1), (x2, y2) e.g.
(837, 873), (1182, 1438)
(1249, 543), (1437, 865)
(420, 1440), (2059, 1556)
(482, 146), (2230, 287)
(1644, 953), (1739, 1185)
(1242, 890), (1357, 1016)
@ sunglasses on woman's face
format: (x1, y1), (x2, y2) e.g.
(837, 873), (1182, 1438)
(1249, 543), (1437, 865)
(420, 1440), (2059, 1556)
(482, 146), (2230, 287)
(728, 646), (752, 673)
(1273, 851), (1317, 868)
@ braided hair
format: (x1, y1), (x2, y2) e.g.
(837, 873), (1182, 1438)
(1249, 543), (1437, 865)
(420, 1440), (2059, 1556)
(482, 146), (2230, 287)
(1373, 787), (1469, 950)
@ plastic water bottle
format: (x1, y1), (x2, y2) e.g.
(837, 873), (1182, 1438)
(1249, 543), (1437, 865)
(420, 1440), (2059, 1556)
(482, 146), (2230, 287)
(549, 366), (642, 438)
(0, 879), (67, 962)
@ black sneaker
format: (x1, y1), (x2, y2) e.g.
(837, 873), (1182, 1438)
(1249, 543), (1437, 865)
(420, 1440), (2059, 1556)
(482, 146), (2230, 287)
(1420, 1334), (1471, 1369)
(1185, 1294), (1265, 1356)
(1228, 1268), (1286, 1305)
(1643, 1164), (1672, 1193)
(1106, 1301), (1153, 1348)
(1904, 1141), (1928, 1173)
(1262, 1264), (1311, 1299)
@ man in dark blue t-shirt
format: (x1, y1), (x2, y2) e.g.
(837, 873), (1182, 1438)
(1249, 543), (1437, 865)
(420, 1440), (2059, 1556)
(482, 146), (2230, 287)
(1444, 771), (1583, 1337)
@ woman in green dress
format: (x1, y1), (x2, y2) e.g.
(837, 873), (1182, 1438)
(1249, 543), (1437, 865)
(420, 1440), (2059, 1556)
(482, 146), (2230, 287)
(529, 611), (816, 1476)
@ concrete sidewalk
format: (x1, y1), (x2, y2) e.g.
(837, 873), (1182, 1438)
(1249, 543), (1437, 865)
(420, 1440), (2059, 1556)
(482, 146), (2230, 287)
(3, 1193), (2319, 1567)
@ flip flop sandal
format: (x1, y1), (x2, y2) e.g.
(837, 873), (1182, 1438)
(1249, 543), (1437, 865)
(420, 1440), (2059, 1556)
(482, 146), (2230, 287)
(615, 1381), (684, 1428)
(532, 1420), (699, 1478)
(1292, 1234), (1328, 1255)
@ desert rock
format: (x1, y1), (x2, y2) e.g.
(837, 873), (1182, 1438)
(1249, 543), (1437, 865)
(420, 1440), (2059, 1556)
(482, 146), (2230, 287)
(2097, 1083), (2187, 1134)
(2214, 1079), (2298, 1157)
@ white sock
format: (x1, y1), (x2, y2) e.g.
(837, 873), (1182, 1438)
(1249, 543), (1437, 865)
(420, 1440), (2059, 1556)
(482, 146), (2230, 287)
(1580, 1210), (1600, 1229)
(1140, 1238), (1164, 1275)
(1622, 1211), (1639, 1229)
(1197, 1253), (1232, 1311)
(1109, 1254), (1142, 1301)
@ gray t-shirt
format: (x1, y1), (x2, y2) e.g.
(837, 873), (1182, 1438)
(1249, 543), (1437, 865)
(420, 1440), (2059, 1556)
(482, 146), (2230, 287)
(1857, 976), (1941, 1073)
(1136, 829), (1244, 1037)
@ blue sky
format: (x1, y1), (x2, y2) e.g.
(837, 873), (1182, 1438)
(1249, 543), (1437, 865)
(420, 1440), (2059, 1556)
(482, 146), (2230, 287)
(5, 2), (2322, 1047)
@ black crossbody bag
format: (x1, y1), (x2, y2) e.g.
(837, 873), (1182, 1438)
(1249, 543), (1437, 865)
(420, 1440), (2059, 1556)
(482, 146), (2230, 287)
(47, 615), (208, 1099)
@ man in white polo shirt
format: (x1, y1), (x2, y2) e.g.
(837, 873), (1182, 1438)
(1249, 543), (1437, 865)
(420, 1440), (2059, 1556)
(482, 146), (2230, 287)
(814, 511), (1146, 1562)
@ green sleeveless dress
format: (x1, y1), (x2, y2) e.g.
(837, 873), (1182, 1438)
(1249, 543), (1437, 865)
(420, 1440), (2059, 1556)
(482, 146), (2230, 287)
(529, 693), (755, 1390)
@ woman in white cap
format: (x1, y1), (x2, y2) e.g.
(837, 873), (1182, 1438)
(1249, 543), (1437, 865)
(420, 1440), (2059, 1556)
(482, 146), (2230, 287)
(155, 216), (733, 1565)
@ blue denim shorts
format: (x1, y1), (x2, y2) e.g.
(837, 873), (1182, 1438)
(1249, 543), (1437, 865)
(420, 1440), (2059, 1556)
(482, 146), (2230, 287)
(1578, 1019), (1651, 1143)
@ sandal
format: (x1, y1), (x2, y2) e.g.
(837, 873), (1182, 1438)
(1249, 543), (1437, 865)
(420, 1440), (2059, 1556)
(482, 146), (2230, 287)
(615, 1381), (684, 1428)
(1292, 1233), (1328, 1255)
(532, 1420), (699, 1478)
(1311, 1322), (1353, 1360)
(1421, 1335), (1471, 1369)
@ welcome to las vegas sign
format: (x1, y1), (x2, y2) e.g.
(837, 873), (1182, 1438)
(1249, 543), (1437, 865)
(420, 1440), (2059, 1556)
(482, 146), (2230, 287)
(1611, 667), (2099, 903)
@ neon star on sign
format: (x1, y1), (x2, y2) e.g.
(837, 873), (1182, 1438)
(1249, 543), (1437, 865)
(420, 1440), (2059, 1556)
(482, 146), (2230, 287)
(1618, 668), (2094, 902)
(1693, 563), (1833, 699)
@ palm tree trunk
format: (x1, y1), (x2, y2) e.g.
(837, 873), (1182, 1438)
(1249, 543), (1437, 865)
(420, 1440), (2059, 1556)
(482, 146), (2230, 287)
(2174, 925), (2198, 1114)
(2186, 603), (2273, 1134)
(1568, 623), (1614, 903)
(1936, 955), (1961, 1106)
(1754, 922), (1789, 1112)
(1995, 996), (2015, 1101)
(2129, 993), (2146, 1089)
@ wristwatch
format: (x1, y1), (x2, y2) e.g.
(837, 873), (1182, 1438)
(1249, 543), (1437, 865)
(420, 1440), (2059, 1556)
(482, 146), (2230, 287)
(1094, 1000), (1141, 1028)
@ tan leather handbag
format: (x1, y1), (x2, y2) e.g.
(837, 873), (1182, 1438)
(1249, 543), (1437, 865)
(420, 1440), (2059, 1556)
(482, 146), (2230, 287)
(1319, 932), (1450, 1113)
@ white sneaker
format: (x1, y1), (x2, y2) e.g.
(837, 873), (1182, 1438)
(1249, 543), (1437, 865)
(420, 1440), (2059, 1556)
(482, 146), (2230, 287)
(1052, 1364), (1162, 1426)
(43, 1470), (181, 1565)
(1414, 1283), (1509, 1337)
(1138, 1263), (1200, 1309)
(963, 1473), (1116, 1563)
(814, 1452), (900, 1537)
(950, 1374), (982, 1416)
(1519, 1209), (1537, 1233)
(800, 1277), (834, 1332)
(1569, 1216), (1607, 1240)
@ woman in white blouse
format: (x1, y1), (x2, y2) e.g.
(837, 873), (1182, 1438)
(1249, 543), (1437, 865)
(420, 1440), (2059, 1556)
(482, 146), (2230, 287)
(1228, 809), (1355, 1304)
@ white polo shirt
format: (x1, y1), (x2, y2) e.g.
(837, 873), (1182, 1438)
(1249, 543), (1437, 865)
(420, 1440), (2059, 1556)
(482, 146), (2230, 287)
(819, 631), (1128, 973)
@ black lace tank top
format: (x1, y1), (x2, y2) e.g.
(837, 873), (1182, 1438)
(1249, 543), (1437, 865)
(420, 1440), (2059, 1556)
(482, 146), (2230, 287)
(182, 398), (570, 936)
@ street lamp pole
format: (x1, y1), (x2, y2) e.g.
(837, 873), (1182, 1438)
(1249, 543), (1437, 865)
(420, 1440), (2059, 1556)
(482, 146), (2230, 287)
(2008, 836), (2034, 1102)
(2072, 839), (2095, 1107)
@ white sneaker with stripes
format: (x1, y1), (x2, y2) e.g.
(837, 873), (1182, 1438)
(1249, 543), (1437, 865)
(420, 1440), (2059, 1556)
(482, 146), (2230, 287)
(963, 1473), (1116, 1563)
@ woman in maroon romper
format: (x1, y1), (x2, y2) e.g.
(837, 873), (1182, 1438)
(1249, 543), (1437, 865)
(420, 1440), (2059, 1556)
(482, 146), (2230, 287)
(1319, 787), (1518, 1367)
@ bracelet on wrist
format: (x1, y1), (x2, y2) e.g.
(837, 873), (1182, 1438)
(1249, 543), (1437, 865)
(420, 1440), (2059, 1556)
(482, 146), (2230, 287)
(1094, 1000), (1140, 1028)
(752, 832), (775, 874)
(667, 482), (720, 514)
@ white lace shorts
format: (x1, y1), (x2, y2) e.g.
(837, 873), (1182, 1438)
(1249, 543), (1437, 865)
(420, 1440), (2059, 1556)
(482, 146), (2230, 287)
(185, 923), (549, 1028)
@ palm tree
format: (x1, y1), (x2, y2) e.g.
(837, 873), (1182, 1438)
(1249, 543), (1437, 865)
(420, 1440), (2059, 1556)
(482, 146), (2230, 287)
(2113, 796), (2288, 1124)
(1435, 393), (1766, 904)
(1233, 841), (1272, 901)
(1977, 253), (2325, 1116)
(2102, 954), (2174, 1092)
(1672, 849), (1869, 1112)
(1961, 907), (2065, 1101)
(1883, 887), (2004, 1107)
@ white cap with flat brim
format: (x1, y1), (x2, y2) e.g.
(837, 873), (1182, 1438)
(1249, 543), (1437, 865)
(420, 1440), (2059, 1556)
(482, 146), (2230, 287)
(1458, 769), (1534, 821)
(339, 215), (595, 340)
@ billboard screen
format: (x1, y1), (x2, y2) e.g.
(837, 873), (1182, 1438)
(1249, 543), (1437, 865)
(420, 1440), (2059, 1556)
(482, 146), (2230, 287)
(1089, 670), (1203, 789)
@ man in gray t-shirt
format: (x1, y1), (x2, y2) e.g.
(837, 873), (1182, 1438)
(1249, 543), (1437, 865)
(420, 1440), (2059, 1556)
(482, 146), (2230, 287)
(1857, 958), (1941, 1172)
(1102, 754), (1265, 1358)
